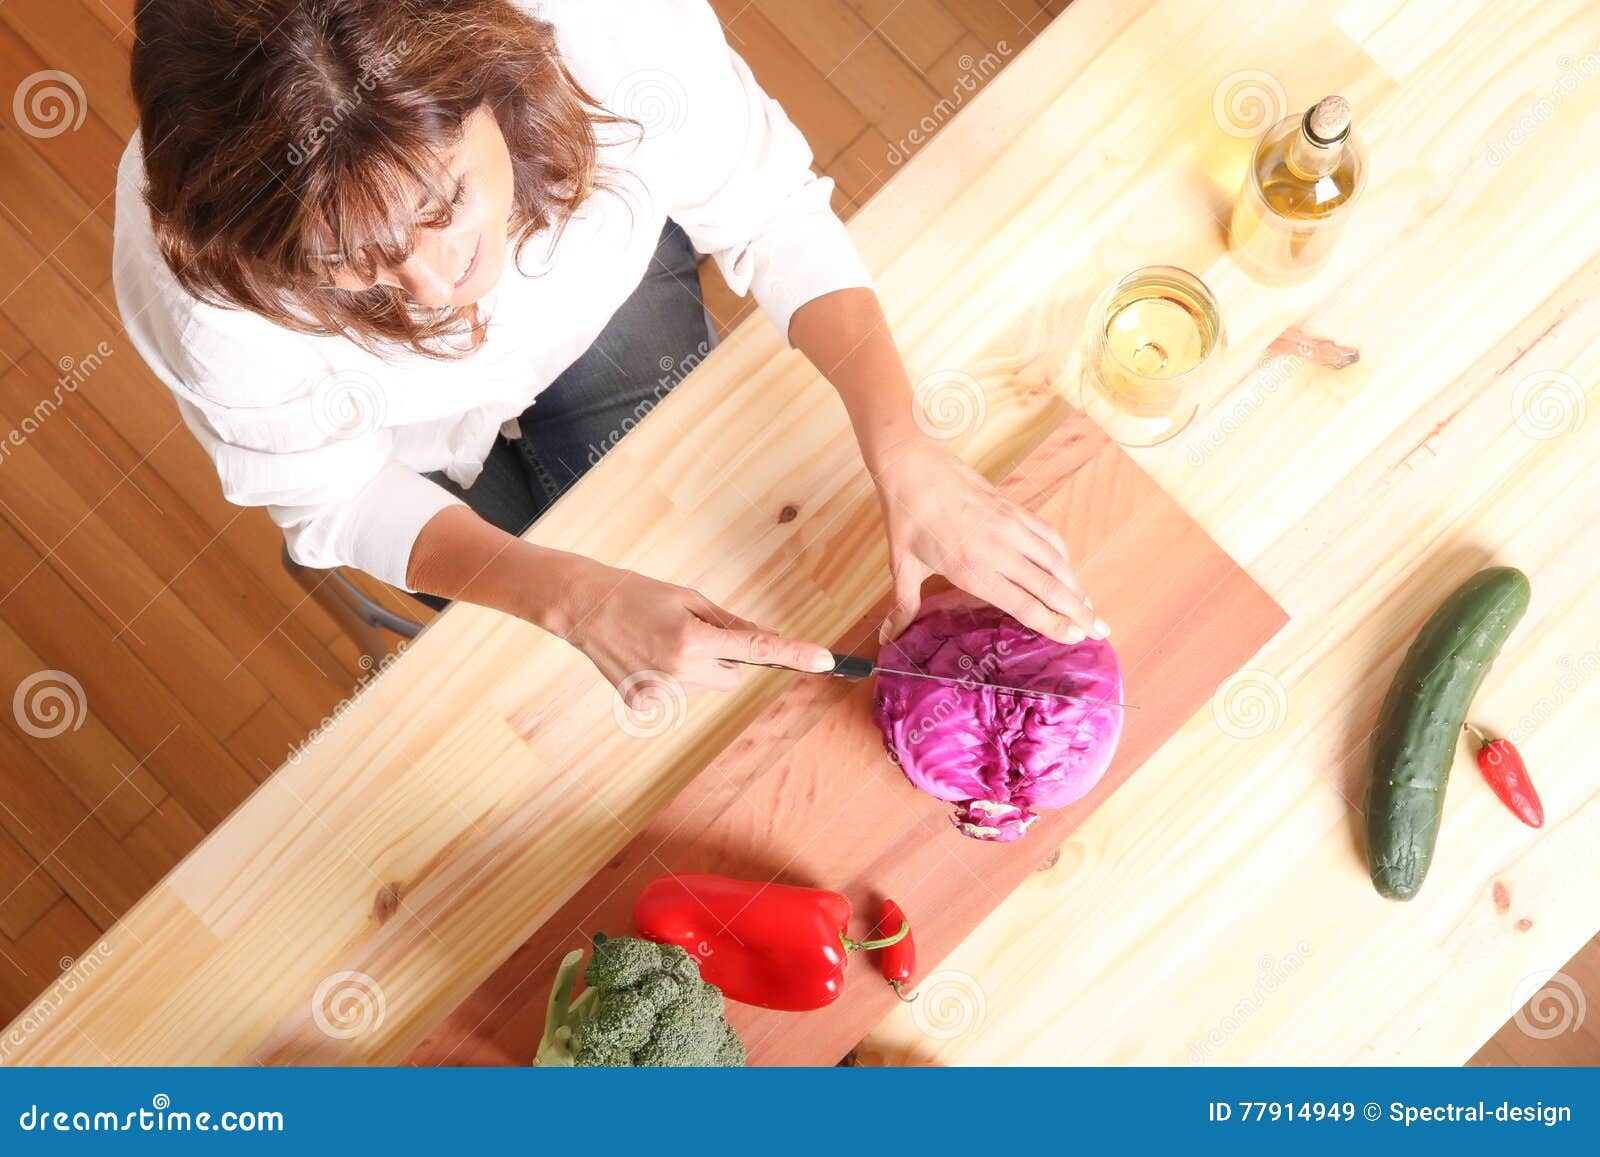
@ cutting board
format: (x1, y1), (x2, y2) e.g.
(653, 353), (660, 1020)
(408, 411), (1288, 1066)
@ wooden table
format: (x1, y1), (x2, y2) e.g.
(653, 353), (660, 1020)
(7, 0), (1600, 1065)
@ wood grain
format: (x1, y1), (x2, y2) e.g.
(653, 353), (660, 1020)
(0, 828), (60, 941)
(411, 412), (1285, 1067)
(849, 0), (1600, 1067)
(0, 0), (1046, 1032)
(0, 0), (1178, 1061)
(1472, 933), (1600, 1065)
(5, 0), (1600, 1065)
(0, 19), (123, 223)
(751, 0), (940, 143)
(712, 3), (868, 167)
(847, 0), (966, 73)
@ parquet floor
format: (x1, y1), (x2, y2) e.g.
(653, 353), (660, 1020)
(0, 0), (1590, 1065)
(0, 0), (1059, 1034)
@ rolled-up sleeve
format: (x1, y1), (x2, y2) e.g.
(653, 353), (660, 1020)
(604, 0), (874, 341)
(271, 462), (463, 590)
(113, 135), (466, 592)
(168, 393), (464, 591)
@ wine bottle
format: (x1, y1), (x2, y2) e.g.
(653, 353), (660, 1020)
(1230, 95), (1366, 285)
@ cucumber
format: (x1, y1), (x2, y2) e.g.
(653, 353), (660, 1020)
(1363, 566), (1530, 900)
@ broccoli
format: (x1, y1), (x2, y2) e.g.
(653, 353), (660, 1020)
(536, 934), (745, 1067)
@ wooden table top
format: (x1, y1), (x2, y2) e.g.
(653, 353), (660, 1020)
(408, 412), (1287, 1067)
(7, 0), (1599, 1065)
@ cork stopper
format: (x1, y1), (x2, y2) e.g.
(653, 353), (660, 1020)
(1305, 95), (1351, 145)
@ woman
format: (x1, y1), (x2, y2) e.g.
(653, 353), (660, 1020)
(116, 0), (1105, 702)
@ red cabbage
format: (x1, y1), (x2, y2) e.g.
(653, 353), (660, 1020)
(871, 591), (1124, 842)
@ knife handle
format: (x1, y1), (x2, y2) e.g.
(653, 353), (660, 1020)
(739, 653), (877, 679)
(827, 652), (877, 680)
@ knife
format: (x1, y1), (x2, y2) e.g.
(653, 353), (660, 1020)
(745, 652), (1137, 711)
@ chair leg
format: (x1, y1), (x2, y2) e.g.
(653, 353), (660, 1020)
(324, 569), (423, 639)
(280, 546), (421, 669)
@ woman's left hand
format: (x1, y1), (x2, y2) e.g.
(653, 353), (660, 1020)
(785, 287), (1109, 646)
(870, 437), (1108, 645)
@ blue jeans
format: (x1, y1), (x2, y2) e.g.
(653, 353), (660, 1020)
(417, 221), (712, 606)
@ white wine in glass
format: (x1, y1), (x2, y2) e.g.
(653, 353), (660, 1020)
(1078, 265), (1224, 446)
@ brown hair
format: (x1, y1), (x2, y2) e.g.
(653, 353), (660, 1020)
(131, 0), (613, 357)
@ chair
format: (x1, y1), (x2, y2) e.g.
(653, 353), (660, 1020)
(280, 544), (422, 668)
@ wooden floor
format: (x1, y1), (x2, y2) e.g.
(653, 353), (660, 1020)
(0, 0), (1059, 1037)
(1471, 933), (1600, 1066)
(0, 0), (393, 1028)
(699, 0), (1068, 330)
(0, 0), (1590, 1064)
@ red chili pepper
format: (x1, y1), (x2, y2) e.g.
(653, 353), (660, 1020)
(876, 898), (917, 1002)
(1465, 724), (1543, 828)
(633, 873), (909, 1011)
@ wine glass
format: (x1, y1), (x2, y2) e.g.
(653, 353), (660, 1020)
(1076, 265), (1225, 447)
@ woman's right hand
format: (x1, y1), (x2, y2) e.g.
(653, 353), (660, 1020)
(552, 560), (836, 705)
(408, 507), (832, 702)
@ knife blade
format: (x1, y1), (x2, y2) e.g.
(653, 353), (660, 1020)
(869, 663), (1136, 709)
(743, 652), (1137, 710)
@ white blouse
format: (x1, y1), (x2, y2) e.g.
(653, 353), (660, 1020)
(114, 0), (872, 589)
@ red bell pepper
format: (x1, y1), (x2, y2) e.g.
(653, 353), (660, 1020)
(1464, 723), (1543, 828)
(633, 873), (908, 1011)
